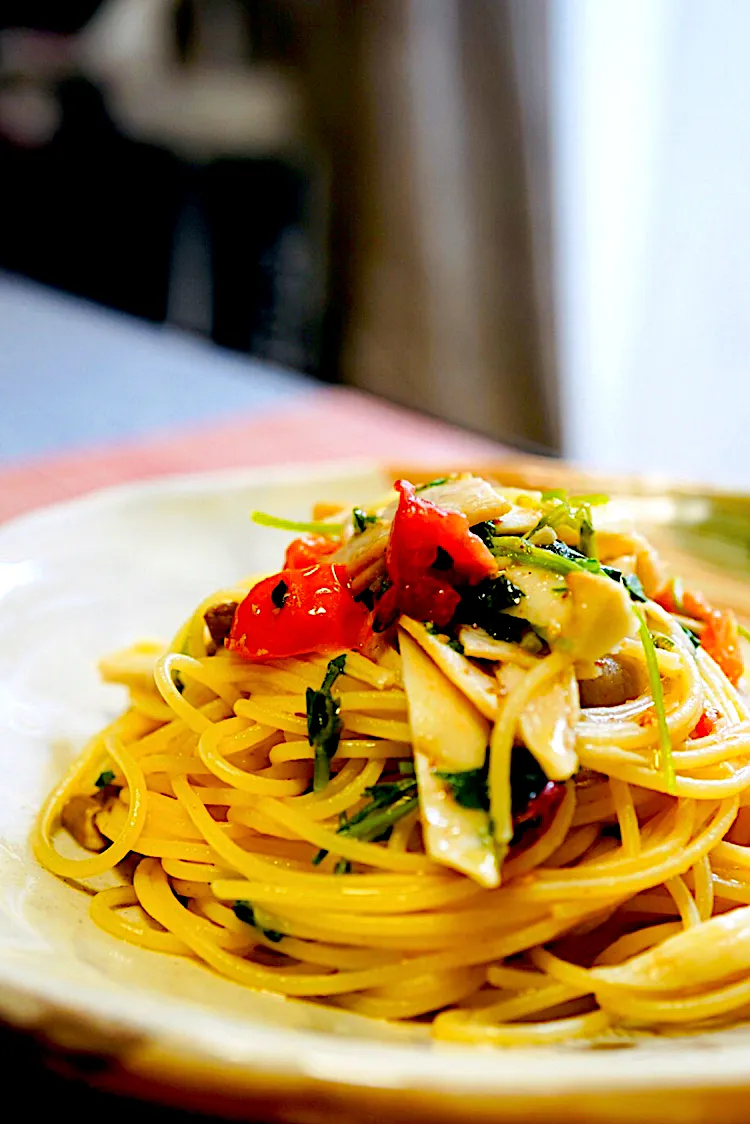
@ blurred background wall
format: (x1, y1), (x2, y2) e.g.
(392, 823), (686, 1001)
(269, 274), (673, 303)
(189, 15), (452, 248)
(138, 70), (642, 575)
(2, 1), (750, 485)
(553, 0), (750, 489)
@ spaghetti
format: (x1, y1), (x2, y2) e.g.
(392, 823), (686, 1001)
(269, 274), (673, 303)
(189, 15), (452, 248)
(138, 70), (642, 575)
(33, 473), (750, 1043)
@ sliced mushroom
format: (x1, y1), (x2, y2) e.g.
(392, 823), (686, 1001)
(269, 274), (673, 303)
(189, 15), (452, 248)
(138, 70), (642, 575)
(60, 791), (111, 852)
(204, 601), (239, 650)
(98, 640), (163, 689)
(578, 655), (641, 709)
(399, 617), (499, 720)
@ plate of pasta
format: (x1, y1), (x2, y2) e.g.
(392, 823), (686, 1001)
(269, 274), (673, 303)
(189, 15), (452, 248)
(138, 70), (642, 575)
(4, 460), (750, 1122)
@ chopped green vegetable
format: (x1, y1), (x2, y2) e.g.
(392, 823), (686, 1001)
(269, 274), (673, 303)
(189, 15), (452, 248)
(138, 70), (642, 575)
(95, 769), (115, 788)
(352, 507), (378, 534)
(307, 654), (347, 791)
(398, 760), (416, 775)
(232, 901), (284, 943)
(312, 848), (327, 865)
(415, 477), (449, 492)
(457, 575), (526, 641)
(437, 748), (552, 818)
(251, 512), (343, 537)
(738, 623), (750, 644)
(470, 521), (497, 547)
(636, 608), (676, 793)
(622, 573), (648, 602)
(270, 579), (288, 609)
(578, 506), (596, 559)
(654, 635), (676, 650)
(510, 747), (553, 816)
(492, 536), (647, 603)
(435, 762), (490, 811)
(492, 537), (582, 575)
(333, 779), (418, 844)
(681, 625), (701, 649)
(446, 637), (465, 654)
(334, 859), (352, 875)
(527, 491), (607, 554)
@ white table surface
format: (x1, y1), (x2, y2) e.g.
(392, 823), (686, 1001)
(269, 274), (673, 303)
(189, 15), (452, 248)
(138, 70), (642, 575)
(0, 273), (312, 462)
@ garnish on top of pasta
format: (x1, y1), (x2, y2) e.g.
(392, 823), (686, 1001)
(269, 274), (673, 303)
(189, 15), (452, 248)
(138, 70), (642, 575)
(34, 474), (750, 1043)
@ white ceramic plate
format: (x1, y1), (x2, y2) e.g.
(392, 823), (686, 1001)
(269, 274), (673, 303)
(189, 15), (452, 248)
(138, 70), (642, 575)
(2, 462), (750, 1123)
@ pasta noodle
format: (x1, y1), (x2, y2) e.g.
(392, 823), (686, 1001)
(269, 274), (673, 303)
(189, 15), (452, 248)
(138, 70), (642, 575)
(33, 472), (750, 1045)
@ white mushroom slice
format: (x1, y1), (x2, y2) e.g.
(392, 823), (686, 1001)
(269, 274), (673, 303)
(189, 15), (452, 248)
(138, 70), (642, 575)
(596, 531), (666, 598)
(497, 663), (579, 781)
(498, 564), (573, 645)
(458, 625), (539, 668)
(564, 570), (638, 662)
(399, 617), (499, 720)
(492, 505), (543, 536)
(414, 757), (500, 888)
(99, 639), (164, 689)
(400, 630), (498, 885)
(596, 529), (643, 561)
(399, 630), (489, 770)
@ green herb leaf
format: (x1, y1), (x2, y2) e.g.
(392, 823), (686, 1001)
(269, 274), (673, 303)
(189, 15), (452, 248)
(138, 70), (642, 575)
(621, 573), (648, 603)
(510, 746), (553, 816)
(352, 507), (378, 534)
(469, 521), (497, 547)
(435, 763), (490, 810)
(336, 780), (418, 842)
(312, 848), (327, 865)
(491, 537), (582, 575)
(334, 859), (352, 875)
(95, 769), (115, 788)
(398, 761), (416, 775)
(271, 579), (288, 609)
(493, 537), (647, 604)
(636, 607), (676, 793)
(232, 901), (283, 942)
(307, 655), (347, 791)
(415, 477), (449, 492)
(654, 635), (675, 650)
(321, 653), (347, 691)
(446, 637), (465, 654)
(681, 625), (701, 649)
(436, 748), (550, 818)
(457, 575), (526, 641)
(233, 901), (256, 925)
(578, 506), (596, 559)
(251, 511), (344, 537)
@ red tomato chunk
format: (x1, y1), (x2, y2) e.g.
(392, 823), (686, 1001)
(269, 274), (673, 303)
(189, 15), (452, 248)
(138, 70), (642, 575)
(227, 563), (369, 661)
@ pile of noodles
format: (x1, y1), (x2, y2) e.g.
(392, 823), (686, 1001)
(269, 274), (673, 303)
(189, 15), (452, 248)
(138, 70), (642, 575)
(33, 486), (750, 1045)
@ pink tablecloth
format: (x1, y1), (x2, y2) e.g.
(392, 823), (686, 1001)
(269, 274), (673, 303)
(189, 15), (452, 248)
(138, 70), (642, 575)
(0, 387), (513, 523)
